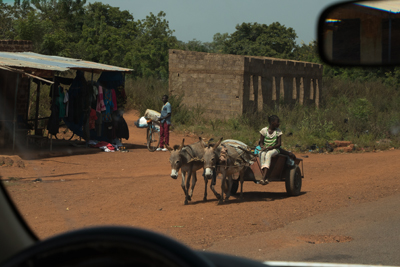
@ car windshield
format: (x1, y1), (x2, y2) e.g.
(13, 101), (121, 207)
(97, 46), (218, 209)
(1, 0), (400, 265)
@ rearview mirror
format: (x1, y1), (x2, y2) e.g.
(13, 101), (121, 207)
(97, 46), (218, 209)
(318, 0), (400, 66)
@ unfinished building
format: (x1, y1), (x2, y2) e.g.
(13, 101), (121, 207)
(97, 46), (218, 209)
(169, 49), (323, 119)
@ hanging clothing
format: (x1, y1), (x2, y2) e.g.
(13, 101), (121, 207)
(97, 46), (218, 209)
(64, 90), (69, 117)
(91, 85), (98, 110)
(47, 102), (60, 135)
(102, 89), (114, 122)
(57, 86), (66, 118)
(111, 89), (118, 111)
(103, 121), (113, 140)
(96, 86), (106, 112)
(116, 116), (129, 140)
(89, 109), (98, 130)
(95, 112), (102, 137)
(93, 85), (98, 99)
(47, 84), (60, 135)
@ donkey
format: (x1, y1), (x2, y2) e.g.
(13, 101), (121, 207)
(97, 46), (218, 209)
(202, 138), (254, 204)
(166, 138), (210, 205)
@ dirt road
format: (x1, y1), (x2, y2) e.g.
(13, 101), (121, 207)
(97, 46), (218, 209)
(1, 111), (399, 261)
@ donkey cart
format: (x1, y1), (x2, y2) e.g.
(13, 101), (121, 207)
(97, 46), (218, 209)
(230, 153), (304, 197)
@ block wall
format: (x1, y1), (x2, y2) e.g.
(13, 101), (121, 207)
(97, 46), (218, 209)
(169, 50), (244, 119)
(0, 40), (33, 52)
(243, 57), (323, 113)
(169, 50), (323, 120)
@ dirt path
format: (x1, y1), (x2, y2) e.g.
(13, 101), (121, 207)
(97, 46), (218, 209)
(1, 110), (400, 257)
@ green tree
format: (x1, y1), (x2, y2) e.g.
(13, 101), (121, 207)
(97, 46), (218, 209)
(14, 9), (51, 51)
(0, 2), (18, 39)
(293, 40), (320, 63)
(13, 0), (86, 55)
(177, 39), (211, 52)
(125, 11), (178, 79)
(13, 0), (33, 18)
(74, 2), (138, 64)
(209, 32), (229, 53)
(223, 22), (297, 59)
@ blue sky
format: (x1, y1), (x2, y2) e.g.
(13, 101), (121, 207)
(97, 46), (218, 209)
(5, 0), (348, 45)
(86, 0), (347, 45)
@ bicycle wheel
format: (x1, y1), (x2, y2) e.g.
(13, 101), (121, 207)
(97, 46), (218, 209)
(56, 125), (75, 141)
(147, 127), (160, 152)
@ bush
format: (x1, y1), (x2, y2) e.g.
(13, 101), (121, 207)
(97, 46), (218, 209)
(124, 76), (202, 126)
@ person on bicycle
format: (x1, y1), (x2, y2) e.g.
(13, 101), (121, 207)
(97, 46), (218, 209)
(157, 95), (171, 152)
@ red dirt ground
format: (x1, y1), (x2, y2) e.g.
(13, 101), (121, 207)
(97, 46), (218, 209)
(1, 110), (400, 259)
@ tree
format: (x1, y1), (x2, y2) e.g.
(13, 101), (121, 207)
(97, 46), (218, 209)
(209, 32), (229, 53)
(13, 0), (33, 18)
(14, 9), (51, 51)
(293, 40), (320, 63)
(124, 11), (178, 79)
(74, 2), (138, 64)
(12, 0), (87, 55)
(0, 2), (18, 39)
(223, 22), (297, 59)
(177, 39), (211, 52)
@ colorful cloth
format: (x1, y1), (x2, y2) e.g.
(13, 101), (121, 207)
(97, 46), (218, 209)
(111, 89), (118, 111)
(89, 109), (98, 129)
(96, 86), (106, 112)
(56, 86), (66, 118)
(102, 89), (114, 122)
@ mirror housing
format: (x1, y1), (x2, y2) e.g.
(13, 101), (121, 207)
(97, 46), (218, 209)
(318, 0), (400, 66)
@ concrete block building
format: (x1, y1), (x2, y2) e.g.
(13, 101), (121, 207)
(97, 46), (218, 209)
(169, 49), (323, 119)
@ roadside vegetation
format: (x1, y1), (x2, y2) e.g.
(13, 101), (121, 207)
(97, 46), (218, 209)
(3, 0), (399, 152)
(126, 75), (400, 152)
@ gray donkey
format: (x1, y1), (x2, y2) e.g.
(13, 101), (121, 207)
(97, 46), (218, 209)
(166, 138), (219, 205)
(202, 138), (255, 204)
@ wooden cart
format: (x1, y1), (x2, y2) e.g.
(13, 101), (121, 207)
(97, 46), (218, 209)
(230, 154), (304, 196)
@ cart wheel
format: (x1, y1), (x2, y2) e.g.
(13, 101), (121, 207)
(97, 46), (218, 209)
(147, 128), (160, 152)
(230, 180), (239, 195)
(285, 166), (302, 196)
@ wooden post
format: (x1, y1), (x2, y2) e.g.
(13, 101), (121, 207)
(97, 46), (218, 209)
(34, 81), (41, 135)
(50, 76), (55, 151)
(13, 73), (20, 152)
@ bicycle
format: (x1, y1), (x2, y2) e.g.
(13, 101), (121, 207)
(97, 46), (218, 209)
(146, 120), (160, 152)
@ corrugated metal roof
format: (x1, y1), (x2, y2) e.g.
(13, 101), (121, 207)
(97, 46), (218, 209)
(356, 1), (400, 14)
(0, 52), (133, 73)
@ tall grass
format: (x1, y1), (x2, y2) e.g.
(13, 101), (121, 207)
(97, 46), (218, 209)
(166, 76), (400, 151)
(28, 75), (400, 151)
(239, 77), (400, 151)
(124, 76), (204, 127)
